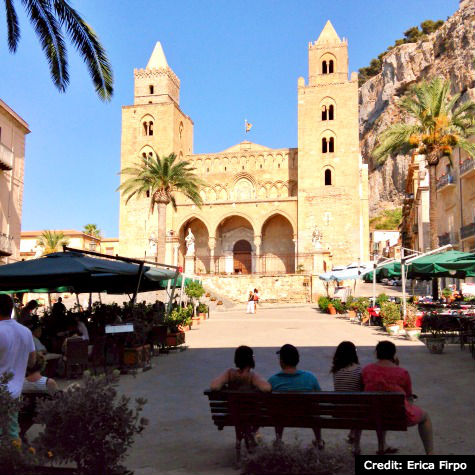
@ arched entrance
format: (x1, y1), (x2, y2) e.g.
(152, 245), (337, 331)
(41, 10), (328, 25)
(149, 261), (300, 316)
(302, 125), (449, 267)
(177, 217), (210, 274)
(233, 240), (252, 274)
(261, 213), (295, 273)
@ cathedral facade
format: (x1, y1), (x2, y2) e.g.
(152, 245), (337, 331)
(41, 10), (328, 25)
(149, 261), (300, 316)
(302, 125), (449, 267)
(119, 21), (369, 274)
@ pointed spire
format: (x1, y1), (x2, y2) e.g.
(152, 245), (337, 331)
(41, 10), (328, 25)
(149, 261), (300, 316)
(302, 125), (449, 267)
(315, 20), (341, 44)
(146, 42), (169, 69)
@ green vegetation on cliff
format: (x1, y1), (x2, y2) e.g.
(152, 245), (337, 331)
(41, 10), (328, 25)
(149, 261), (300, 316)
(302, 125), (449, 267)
(358, 20), (444, 87)
(369, 208), (402, 230)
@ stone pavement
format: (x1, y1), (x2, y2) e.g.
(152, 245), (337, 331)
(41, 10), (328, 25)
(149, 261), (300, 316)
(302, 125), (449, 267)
(118, 306), (475, 474)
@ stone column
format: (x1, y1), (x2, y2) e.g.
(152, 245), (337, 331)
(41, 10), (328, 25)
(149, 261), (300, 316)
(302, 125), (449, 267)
(208, 236), (216, 274)
(253, 235), (262, 274)
(293, 237), (298, 273)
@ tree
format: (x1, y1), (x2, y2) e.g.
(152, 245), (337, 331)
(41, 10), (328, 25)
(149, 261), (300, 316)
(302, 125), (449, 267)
(83, 224), (101, 238)
(373, 77), (475, 251)
(3, 0), (113, 100)
(118, 153), (203, 261)
(36, 230), (69, 255)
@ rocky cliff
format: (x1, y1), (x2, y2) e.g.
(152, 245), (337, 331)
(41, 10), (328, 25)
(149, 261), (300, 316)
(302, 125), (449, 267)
(359, 0), (475, 216)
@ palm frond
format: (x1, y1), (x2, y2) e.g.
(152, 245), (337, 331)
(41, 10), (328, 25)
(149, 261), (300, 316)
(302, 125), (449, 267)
(4, 0), (20, 52)
(21, 0), (69, 91)
(373, 123), (419, 163)
(52, 0), (113, 100)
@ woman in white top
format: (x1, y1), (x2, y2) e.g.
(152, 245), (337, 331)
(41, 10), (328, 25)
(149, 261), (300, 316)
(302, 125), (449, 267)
(23, 353), (58, 394)
(246, 291), (255, 314)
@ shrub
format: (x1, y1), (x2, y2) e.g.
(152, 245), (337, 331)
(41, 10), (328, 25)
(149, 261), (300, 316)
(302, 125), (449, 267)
(197, 303), (208, 314)
(35, 373), (147, 475)
(376, 293), (389, 307)
(405, 303), (418, 329)
(185, 281), (205, 300)
(354, 297), (370, 317)
(165, 306), (193, 332)
(317, 296), (330, 311)
(241, 440), (350, 475)
(331, 298), (345, 314)
(380, 301), (401, 326)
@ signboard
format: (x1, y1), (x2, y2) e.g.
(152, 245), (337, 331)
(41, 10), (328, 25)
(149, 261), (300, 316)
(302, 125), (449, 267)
(105, 323), (134, 334)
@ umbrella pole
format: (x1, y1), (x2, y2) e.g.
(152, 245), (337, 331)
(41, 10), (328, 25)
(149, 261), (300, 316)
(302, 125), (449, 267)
(373, 261), (377, 306)
(166, 270), (179, 317)
(401, 248), (407, 320)
(75, 293), (80, 310)
(132, 262), (145, 305)
(48, 293), (52, 309)
(98, 293), (102, 304)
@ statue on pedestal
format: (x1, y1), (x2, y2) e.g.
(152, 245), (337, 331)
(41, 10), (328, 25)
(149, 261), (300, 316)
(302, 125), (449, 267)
(312, 226), (323, 250)
(185, 228), (195, 256)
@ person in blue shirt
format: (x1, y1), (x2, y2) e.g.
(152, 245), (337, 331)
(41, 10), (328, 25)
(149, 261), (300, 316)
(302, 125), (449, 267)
(268, 344), (324, 449)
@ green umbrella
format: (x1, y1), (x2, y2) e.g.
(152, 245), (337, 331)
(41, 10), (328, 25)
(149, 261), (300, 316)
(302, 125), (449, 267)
(363, 262), (401, 282)
(406, 250), (475, 280)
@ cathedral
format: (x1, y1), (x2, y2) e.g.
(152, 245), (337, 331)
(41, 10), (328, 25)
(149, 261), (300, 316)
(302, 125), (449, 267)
(118, 21), (369, 275)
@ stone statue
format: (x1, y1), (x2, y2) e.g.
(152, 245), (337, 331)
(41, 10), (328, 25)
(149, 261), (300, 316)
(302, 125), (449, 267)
(185, 228), (195, 256)
(312, 226), (322, 250)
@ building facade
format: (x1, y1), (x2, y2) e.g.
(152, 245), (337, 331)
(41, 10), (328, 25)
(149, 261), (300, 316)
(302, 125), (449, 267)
(401, 148), (475, 254)
(0, 99), (30, 264)
(119, 22), (369, 274)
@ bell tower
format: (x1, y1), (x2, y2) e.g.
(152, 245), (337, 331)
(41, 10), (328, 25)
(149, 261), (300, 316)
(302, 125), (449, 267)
(297, 21), (369, 265)
(119, 42), (194, 261)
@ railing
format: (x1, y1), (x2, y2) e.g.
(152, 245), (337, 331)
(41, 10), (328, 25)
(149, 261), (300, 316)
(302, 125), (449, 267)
(186, 253), (316, 275)
(436, 173), (455, 191)
(460, 222), (475, 240)
(438, 232), (459, 246)
(0, 232), (13, 256)
(0, 143), (13, 171)
(460, 158), (475, 177)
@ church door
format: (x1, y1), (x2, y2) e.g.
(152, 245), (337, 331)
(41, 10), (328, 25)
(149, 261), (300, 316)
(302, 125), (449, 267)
(233, 240), (252, 274)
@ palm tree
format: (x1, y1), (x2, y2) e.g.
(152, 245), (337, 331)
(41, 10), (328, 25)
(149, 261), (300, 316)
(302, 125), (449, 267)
(36, 230), (69, 255)
(3, 0), (113, 100)
(83, 224), (101, 238)
(118, 153), (203, 261)
(373, 77), (475, 250)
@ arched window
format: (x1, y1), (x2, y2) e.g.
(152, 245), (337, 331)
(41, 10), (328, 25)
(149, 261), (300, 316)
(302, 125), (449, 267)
(149, 85), (154, 94)
(322, 106), (327, 121)
(322, 138), (328, 153)
(329, 60), (334, 73)
(179, 121), (184, 139)
(325, 169), (332, 186)
(322, 61), (328, 74)
(329, 137), (335, 153)
(328, 105), (334, 120)
(142, 121), (154, 136)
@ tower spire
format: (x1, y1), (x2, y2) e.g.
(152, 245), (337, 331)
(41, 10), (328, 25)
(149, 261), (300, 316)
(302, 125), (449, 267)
(146, 42), (169, 69)
(315, 20), (341, 44)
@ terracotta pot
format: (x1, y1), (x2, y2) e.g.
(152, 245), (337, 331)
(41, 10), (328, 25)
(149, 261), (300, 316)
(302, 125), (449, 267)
(328, 305), (336, 315)
(191, 316), (200, 327)
(166, 331), (185, 347)
(123, 345), (151, 367)
(198, 312), (207, 320)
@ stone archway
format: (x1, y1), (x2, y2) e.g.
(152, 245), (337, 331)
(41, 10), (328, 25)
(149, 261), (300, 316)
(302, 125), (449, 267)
(261, 214), (295, 273)
(233, 240), (252, 274)
(178, 217), (210, 274)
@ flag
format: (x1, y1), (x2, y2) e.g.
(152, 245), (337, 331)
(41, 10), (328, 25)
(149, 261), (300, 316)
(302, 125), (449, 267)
(245, 119), (253, 133)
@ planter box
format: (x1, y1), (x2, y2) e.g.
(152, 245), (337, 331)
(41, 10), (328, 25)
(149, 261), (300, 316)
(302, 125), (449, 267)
(386, 324), (400, 336)
(167, 331), (185, 347)
(123, 344), (151, 368)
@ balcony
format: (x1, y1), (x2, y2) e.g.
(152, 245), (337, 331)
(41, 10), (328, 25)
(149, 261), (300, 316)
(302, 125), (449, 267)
(460, 158), (475, 178)
(0, 143), (13, 171)
(438, 231), (459, 246)
(436, 173), (456, 191)
(460, 222), (475, 241)
(0, 232), (13, 256)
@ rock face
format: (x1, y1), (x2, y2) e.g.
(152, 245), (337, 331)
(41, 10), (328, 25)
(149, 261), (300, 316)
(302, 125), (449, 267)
(360, 0), (475, 216)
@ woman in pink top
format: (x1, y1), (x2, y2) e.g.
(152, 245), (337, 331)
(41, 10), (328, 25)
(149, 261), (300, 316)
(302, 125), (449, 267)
(362, 341), (434, 455)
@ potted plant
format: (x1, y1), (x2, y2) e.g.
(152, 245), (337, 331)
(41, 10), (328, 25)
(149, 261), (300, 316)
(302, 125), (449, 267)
(380, 301), (401, 335)
(331, 299), (345, 314)
(354, 297), (370, 323)
(197, 302), (208, 319)
(185, 281), (205, 316)
(165, 307), (192, 346)
(422, 313), (446, 354)
(35, 372), (147, 475)
(442, 287), (452, 303)
(317, 296), (330, 313)
(376, 293), (389, 307)
(404, 303), (421, 341)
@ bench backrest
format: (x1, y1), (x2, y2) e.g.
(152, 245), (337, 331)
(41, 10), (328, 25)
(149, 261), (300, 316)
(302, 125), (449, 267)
(204, 390), (407, 432)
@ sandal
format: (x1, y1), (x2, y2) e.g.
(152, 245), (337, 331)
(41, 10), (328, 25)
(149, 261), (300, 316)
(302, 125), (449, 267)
(376, 447), (399, 455)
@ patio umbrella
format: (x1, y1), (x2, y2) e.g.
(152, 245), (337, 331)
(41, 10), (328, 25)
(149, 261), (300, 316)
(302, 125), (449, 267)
(406, 250), (475, 280)
(0, 251), (177, 294)
(362, 262), (401, 282)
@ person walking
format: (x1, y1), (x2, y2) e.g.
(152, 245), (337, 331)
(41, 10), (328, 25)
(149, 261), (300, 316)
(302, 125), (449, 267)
(246, 290), (255, 314)
(0, 294), (36, 439)
(253, 289), (259, 313)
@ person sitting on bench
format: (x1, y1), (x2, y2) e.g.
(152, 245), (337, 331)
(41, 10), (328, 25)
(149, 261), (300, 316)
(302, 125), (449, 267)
(210, 345), (271, 392)
(23, 353), (58, 394)
(362, 341), (434, 455)
(268, 344), (324, 449)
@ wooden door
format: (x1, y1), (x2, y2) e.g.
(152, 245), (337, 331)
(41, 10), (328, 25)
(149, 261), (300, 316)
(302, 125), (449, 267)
(233, 240), (252, 274)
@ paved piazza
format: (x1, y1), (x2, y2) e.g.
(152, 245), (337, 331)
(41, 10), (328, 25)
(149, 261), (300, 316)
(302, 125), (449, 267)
(120, 306), (475, 474)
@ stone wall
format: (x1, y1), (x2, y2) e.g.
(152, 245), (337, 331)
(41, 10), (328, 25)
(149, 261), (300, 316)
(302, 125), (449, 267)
(201, 274), (313, 304)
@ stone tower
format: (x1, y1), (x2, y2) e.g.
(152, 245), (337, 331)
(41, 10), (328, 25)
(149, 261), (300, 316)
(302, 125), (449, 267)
(119, 42), (193, 260)
(297, 21), (369, 264)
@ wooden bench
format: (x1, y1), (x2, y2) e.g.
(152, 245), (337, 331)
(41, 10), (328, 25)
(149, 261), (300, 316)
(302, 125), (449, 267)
(204, 390), (407, 459)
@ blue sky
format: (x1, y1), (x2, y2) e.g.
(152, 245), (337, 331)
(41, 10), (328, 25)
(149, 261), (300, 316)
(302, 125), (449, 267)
(0, 0), (458, 238)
